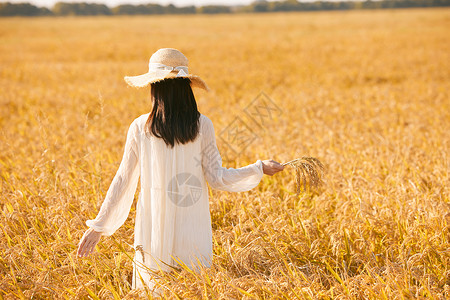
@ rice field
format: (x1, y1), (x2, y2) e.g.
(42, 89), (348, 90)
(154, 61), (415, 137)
(0, 7), (449, 299)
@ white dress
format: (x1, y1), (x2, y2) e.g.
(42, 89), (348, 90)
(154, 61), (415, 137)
(86, 113), (263, 289)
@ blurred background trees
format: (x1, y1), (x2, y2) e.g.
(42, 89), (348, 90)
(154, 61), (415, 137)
(1, 0), (449, 16)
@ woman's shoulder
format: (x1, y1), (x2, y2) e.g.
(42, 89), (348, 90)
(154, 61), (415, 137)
(124, 113), (149, 139)
(131, 112), (212, 134)
(199, 113), (213, 129)
(132, 113), (150, 129)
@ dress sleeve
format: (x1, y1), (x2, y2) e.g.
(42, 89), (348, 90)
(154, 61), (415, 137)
(86, 119), (140, 236)
(200, 116), (263, 192)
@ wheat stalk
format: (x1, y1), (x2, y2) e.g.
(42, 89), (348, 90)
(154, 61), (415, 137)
(282, 157), (324, 194)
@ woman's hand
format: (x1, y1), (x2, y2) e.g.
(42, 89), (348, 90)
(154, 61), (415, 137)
(262, 159), (285, 176)
(77, 228), (102, 257)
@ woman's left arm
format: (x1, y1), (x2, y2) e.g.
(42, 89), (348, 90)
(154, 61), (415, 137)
(77, 120), (140, 257)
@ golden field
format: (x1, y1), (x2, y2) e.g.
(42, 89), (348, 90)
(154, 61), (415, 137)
(0, 8), (449, 299)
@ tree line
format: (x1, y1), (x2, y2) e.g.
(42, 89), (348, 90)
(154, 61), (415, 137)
(1, 0), (449, 17)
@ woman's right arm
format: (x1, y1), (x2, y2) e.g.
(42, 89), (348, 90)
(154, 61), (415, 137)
(200, 116), (284, 192)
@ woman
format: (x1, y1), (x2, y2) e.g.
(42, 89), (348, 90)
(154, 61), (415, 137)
(77, 48), (285, 291)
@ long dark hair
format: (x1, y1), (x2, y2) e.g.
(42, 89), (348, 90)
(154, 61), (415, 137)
(145, 77), (200, 148)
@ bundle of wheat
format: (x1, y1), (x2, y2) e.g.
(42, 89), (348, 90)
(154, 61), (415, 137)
(282, 157), (324, 194)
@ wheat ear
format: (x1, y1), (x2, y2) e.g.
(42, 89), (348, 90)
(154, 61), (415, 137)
(282, 156), (324, 193)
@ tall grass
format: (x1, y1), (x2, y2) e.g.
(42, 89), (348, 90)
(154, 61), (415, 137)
(0, 8), (449, 299)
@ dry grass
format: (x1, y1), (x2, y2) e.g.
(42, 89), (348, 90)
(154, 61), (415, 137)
(0, 8), (449, 299)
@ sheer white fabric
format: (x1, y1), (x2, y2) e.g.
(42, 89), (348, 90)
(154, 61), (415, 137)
(86, 113), (263, 289)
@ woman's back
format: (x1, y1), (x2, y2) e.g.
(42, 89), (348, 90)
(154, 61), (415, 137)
(134, 113), (211, 281)
(87, 112), (264, 288)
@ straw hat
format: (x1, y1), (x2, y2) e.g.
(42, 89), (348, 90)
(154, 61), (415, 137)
(124, 48), (208, 91)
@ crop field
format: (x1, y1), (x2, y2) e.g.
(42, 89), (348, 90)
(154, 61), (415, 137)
(0, 7), (449, 299)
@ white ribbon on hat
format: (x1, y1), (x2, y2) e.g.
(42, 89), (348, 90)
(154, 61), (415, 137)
(148, 62), (189, 78)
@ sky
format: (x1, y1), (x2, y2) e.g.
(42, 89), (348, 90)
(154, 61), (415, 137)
(3, 0), (260, 8)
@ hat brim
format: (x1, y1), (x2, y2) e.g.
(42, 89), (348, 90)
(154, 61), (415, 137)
(124, 71), (209, 91)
